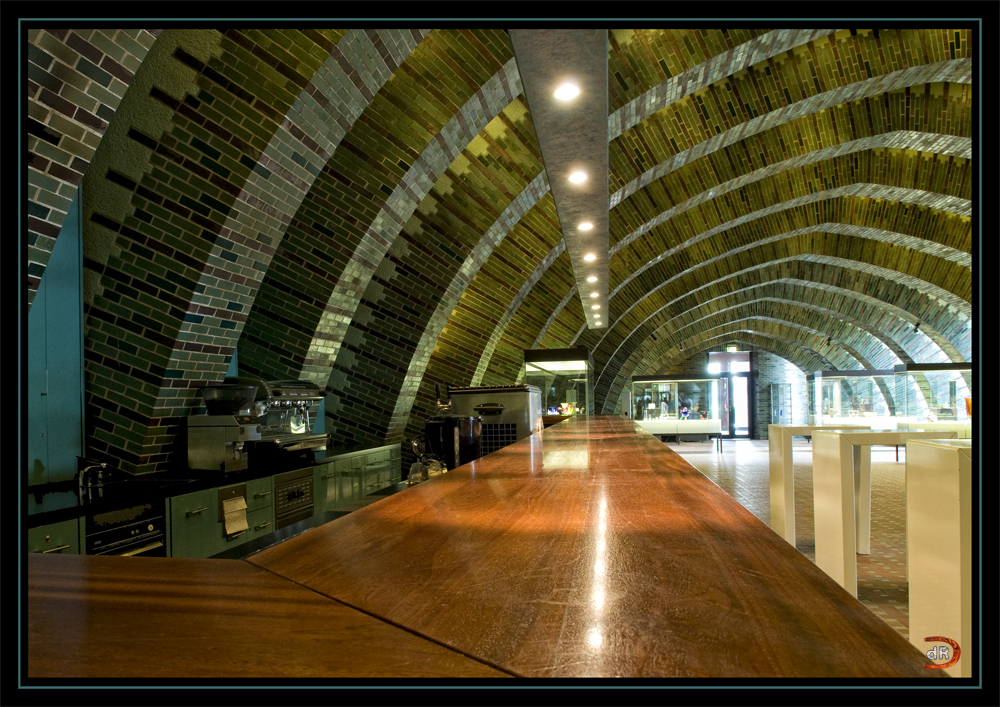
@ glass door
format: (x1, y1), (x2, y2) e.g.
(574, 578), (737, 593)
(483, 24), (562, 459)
(719, 373), (752, 438)
(732, 373), (750, 437)
(719, 376), (731, 436)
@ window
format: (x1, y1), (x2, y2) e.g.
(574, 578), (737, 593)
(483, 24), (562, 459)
(708, 351), (750, 373)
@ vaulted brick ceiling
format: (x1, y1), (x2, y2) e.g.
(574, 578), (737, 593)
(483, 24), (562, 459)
(25, 28), (974, 473)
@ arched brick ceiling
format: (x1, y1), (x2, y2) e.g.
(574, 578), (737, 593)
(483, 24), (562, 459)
(536, 29), (973, 415)
(24, 27), (974, 472)
(672, 301), (904, 368)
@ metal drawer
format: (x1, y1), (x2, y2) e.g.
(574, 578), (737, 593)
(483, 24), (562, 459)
(27, 518), (81, 555)
(245, 475), (273, 512)
(246, 506), (275, 541)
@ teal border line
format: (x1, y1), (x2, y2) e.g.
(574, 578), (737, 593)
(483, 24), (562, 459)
(17, 17), (986, 692)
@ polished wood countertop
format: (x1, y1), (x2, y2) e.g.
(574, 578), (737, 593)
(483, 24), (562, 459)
(247, 416), (942, 679)
(27, 553), (510, 679)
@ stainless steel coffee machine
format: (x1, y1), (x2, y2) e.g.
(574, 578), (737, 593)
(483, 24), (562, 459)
(238, 378), (329, 454)
(187, 384), (262, 473)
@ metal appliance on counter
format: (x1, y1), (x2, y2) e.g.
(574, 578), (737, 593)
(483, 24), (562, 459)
(234, 377), (328, 526)
(231, 377), (330, 456)
(186, 383), (262, 473)
(446, 384), (542, 456)
(423, 415), (482, 471)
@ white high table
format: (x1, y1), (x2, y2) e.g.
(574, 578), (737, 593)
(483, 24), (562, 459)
(811, 428), (958, 598)
(906, 438), (973, 677)
(768, 424), (871, 546)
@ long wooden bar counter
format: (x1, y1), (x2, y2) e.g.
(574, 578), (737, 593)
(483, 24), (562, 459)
(26, 416), (942, 680)
(250, 416), (938, 679)
(27, 553), (510, 678)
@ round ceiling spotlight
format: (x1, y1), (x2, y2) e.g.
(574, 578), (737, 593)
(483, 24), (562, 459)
(590, 292), (599, 298)
(583, 253), (596, 261)
(578, 222), (593, 230)
(591, 304), (600, 310)
(554, 84), (580, 100)
(593, 313), (601, 318)
(569, 172), (587, 183)
(587, 276), (597, 282)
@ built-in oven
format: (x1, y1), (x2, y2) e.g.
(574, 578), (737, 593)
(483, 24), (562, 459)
(85, 500), (167, 557)
(273, 467), (314, 530)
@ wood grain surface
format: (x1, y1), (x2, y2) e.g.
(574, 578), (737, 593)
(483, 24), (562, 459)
(27, 553), (510, 679)
(248, 416), (946, 679)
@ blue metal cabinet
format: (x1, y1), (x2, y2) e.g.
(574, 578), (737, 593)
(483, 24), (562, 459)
(168, 488), (228, 559)
(27, 518), (82, 555)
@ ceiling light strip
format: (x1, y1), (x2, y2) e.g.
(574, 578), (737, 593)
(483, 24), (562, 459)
(509, 30), (609, 330)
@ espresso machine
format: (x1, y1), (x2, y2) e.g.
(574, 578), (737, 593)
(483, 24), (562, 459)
(237, 378), (329, 454)
(186, 383), (262, 473)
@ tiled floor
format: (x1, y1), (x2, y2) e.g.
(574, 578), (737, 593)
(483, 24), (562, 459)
(671, 437), (912, 640)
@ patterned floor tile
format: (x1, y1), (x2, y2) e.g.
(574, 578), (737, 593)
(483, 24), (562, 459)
(672, 438), (913, 640)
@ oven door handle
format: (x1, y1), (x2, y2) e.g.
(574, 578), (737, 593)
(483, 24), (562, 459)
(39, 544), (72, 554)
(186, 507), (209, 516)
(120, 540), (164, 557)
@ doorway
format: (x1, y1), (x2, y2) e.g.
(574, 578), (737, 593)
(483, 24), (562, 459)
(719, 372), (752, 438)
(710, 351), (753, 439)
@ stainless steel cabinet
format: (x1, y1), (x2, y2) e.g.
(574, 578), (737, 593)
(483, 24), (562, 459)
(313, 462), (338, 514)
(320, 444), (401, 503)
(331, 453), (365, 504)
(364, 448), (393, 494)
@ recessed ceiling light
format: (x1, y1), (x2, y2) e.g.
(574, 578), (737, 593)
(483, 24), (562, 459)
(595, 322), (602, 326)
(578, 222), (593, 230)
(586, 276), (597, 282)
(569, 172), (586, 183)
(590, 292), (599, 298)
(583, 253), (596, 261)
(592, 305), (600, 310)
(554, 83), (579, 100)
(593, 313), (601, 318)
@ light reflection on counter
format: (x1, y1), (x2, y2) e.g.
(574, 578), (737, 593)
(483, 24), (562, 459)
(529, 434), (543, 475)
(589, 494), (608, 651)
(543, 451), (590, 468)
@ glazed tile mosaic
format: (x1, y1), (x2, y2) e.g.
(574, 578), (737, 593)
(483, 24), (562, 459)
(673, 437), (913, 639)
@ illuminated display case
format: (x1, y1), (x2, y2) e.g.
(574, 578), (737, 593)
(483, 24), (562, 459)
(523, 348), (593, 416)
(770, 383), (792, 426)
(893, 362), (973, 438)
(807, 370), (895, 426)
(631, 375), (722, 437)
